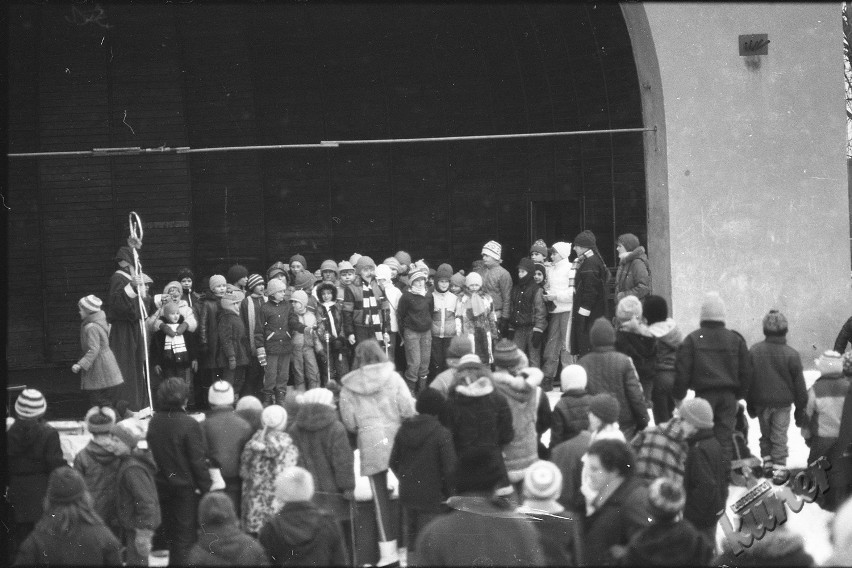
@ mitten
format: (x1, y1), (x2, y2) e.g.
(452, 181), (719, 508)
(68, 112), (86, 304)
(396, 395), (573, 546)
(159, 322), (177, 337)
(135, 528), (154, 557)
(531, 330), (543, 349)
(208, 468), (226, 491)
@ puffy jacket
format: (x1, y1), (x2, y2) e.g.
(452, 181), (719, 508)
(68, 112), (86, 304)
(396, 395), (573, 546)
(258, 502), (348, 567)
(431, 290), (458, 338)
(477, 264), (513, 319)
(341, 279), (389, 336)
(615, 246), (651, 301)
(73, 439), (122, 532)
(77, 311), (124, 391)
(647, 318), (683, 372)
(508, 276), (547, 331)
(115, 450), (161, 532)
(550, 390), (592, 448)
(339, 362), (416, 476)
(747, 336), (808, 412)
(202, 408), (253, 479)
(492, 369), (542, 481)
(216, 310), (251, 367)
(545, 257), (574, 315)
(674, 322), (750, 399)
(579, 346), (650, 434)
(389, 414), (457, 510)
(254, 297), (304, 355)
(7, 418), (66, 523)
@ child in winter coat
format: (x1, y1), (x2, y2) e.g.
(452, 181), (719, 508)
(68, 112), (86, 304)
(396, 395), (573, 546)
(614, 295), (657, 410)
(643, 295), (683, 424)
(390, 389), (457, 563)
(150, 302), (196, 393)
(449, 271), (465, 296)
(148, 281), (198, 334)
(109, 419), (161, 565)
(430, 263), (458, 379)
(256, 278), (304, 407)
(198, 274), (229, 406)
(316, 282), (350, 385)
(72, 295), (124, 408)
(398, 269), (434, 395)
(455, 272), (498, 364)
(550, 364), (593, 449)
(683, 398), (728, 546)
(429, 335), (474, 399)
(187, 492), (269, 566)
(241, 274), (267, 398)
(375, 263), (402, 365)
(217, 290), (250, 396)
(240, 405), (298, 535)
(509, 257), (548, 369)
(290, 289), (322, 391)
(73, 407), (122, 537)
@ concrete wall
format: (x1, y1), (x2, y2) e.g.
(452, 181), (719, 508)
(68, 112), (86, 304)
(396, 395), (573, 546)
(643, 2), (851, 355)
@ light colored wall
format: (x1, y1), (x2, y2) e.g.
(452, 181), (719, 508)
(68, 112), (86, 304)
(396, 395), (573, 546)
(642, 2), (851, 356)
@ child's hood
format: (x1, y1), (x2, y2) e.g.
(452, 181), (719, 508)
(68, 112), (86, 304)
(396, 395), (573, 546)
(454, 376), (494, 398)
(83, 310), (110, 331)
(647, 318), (683, 346)
(396, 414), (442, 449)
(491, 367), (542, 402)
(341, 362), (396, 395)
(293, 402), (337, 432)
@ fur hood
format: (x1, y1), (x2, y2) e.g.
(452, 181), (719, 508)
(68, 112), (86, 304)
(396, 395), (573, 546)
(455, 377), (494, 397)
(491, 368), (543, 403)
(341, 362), (396, 396)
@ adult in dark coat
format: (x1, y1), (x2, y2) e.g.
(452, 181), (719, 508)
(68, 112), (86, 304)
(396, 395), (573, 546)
(614, 233), (651, 302)
(106, 245), (149, 410)
(570, 230), (611, 358)
(684, 425), (728, 545)
(187, 492), (269, 567)
(73, 407), (122, 536)
(147, 378), (212, 566)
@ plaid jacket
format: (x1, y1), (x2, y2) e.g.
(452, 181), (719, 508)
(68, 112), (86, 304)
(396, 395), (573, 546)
(631, 416), (689, 487)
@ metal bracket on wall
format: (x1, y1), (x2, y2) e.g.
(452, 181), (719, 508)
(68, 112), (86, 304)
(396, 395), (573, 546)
(739, 34), (769, 56)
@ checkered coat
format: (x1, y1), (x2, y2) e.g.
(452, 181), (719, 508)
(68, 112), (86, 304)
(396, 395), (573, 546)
(630, 416), (689, 487)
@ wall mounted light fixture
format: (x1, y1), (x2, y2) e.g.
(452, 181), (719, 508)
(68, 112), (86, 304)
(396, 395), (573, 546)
(739, 33), (770, 56)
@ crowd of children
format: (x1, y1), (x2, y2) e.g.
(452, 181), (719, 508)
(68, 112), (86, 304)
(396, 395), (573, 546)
(6, 232), (852, 567)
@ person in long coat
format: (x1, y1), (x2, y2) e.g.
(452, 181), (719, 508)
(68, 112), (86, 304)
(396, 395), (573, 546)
(106, 245), (149, 410)
(73, 295), (124, 408)
(570, 230), (611, 358)
(614, 233), (651, 302)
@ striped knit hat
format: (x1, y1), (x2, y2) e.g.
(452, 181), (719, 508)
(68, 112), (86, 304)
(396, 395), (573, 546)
(246, 274), (264, 292)
(647, 477), (686, 521)
(482, 240), (502, 261)
(84, 406), (117, 434)
(15, 389), (47, 419)
(78, 295), (103, 313)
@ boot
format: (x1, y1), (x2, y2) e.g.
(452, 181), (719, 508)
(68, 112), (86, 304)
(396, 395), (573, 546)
(261, 392), (274, 407)
(275, 389), (288, 406)
(377, 539), (400, 567)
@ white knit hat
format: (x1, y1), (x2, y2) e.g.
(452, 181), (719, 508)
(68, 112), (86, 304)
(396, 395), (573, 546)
(78, 295), (103, 313)
(375, 264), (392, 281)
(261, 405), (288, 431)
(275, 466), (315, 503)
(296, 388), (335, 407)
(15, 389), (47, 419)
(465, 272), (482, 288)
(551, 241), (572, 260)
(290, 289), (309, 307)
(265, 278), (287, 296)
(560, 364), (588, 392)
(482, 240), (502, 261)
(524, 460), (563, 500)
(208, 381), (235, 406)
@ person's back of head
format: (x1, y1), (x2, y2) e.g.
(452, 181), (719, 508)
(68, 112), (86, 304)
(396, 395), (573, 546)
(156, 377), (189, 411)
(352, 339), (387, 369)
(83, 406), (117, 439)
(523, 460), (563, 504)
(275, 466), (315, 504)
(642, 295), (668, 326)
(647, 477), (685, 523)
(586, 438), (634, 478)
(615, 295), (643, 325)
(235, 396), (263, 432)
(198, 491), (239, 528)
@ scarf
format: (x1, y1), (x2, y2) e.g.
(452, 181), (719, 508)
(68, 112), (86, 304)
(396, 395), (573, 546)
(246, 294), (266, 352)
(410, 287), (427, 297)
(321, 301), (339, 338)
(456, 290), (489, 318)
(164, 323), (187, 355)
(361, 281), (384, 343)
(569, 249), (594, 289)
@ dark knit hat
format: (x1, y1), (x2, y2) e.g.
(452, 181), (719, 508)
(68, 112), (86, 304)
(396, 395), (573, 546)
(617, 233), (641, 252)
(110, 420), (143, 451)
(534, 263), (547, 280)
(84, 406), (117, 435)
(198, 492), (238, 526)
(447, 335), (473, 359)
(289, 254), (308, 269)
(493, 339), (524, 369)
(177, 267), (194, 281)
(643, 295), (668, 325)
(416, 388), (445, 416)
(530, 239), (549, 257)
(48, 467), (88, 505)
(518, 257), (535, 274)
(450, 271), (466, 288)
(573, 230), (597, 249)
(436, 263), (453, 281)
(226, 264), (248, 284)
(763, 309), (788, 336)
(647, 477), (686, 521)
(589, 393), (620, 424)
(589, 317), (616, 347)
(394, 251), (413, 269)
(456, 447), (505, 493)
(292, 271), (315, 291)
(356, 256), (376, 271)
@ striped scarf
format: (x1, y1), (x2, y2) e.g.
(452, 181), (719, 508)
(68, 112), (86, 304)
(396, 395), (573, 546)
(569, 249), (594, 288)
(361, 282), (384, 343)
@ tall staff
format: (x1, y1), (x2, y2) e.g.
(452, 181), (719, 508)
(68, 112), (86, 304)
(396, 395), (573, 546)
(127, 211), (153, 410)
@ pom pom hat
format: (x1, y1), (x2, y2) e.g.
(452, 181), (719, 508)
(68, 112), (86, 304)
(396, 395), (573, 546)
(78, 295), (103, 313)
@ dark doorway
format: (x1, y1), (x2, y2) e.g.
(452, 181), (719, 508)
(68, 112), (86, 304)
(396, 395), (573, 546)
(529, 199), (584, 252)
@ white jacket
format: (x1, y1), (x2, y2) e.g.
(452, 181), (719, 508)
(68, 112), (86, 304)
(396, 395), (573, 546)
(546, 258), (575, 314)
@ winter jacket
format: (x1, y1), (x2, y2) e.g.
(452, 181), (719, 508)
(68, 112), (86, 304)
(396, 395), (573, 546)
(106, 269), (145, 409)
(317, 300), (345, 345)
(150, 314), (198, 369)
(477, 263), (513, 320)
(198, 291), (223, 368)
(15, 520), (122, 566)
(674, 321), (750, 399)
(747, 336), (808, 415)
(455, 292), (498, 361)
(240, 429), (298, 534)
(550, 389), (592, 448)
(147, 298), (198, 334)
(7, 418), (66, 524)
(492, 368), (542, 481)
(647, 318), (683, 372)
(397, 290), (434, 333)
(288, 402), (355, 521)
(622, 518), (712, 566)
(551, 430), (592, 513)
(339, 361), (416, 476)
(630, 416), (689, 487)
(803, 372), (850, 440)
(240, 293), (266, 355)
(431, 289), (458, 338)
(341, 279), (389, 336)
(76, 311), (123, 391)
(217, 310), (251, 367)
(440, 377), (515, 458)
(115, 450), (161, 532)
(202, 408), (253, 479)
(519, 508), (579, 566)
(570, 252), (610, 354)
(508, 275), (547, 332)
(615, 246), (651, 301)
(187, 521), (269, 566)
(416, 493), (545, 566)
(713, 525), (814, 567)
(683, 427), (727, 531)
(546, 257), (575, 315)
(615, 327), (657, 388)
(147, 406), (212, 491)
(582, 475), (651, 566)
(389, 413), (457, 510)
(73, 439), (122, 532)
(258, 501), (349, 567)
(579, 346), (650, 434)
(834, 314), (852, 353)
(255, 297), (304, 356)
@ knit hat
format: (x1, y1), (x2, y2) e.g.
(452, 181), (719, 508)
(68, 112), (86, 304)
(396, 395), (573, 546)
(450, 271), (466, 288)
(643, 295), (668, 325)
(320, 259), (339, 274)
(560, 364), (588, 392)
(84, 406), (117, 434)
(416, 388), (445, 416)
(246, 274), (264, 292)
(349, 253), (363, 267)
(518, 257), (535, 274)
(843, 351), (852, 377)
(289, 254), (307, 269)
(816, 350), (844, 376)
(275, 466), (315, 503)
(615, 295), (643, 322)
(762, 309), (788, 336)
(700, 292), (726, 323)
(589, 317), (616, 347)
(356, 255), (376, 271)
(493, 339), (524, 369)
(47, 467), (87, 505)
(290, 289), (309, 307)
(408, 269), (427, 284)
(15, 388), (47, 419)
(226, 264), (248, 284)
(382, 257), (402, 273)
(209, 381), (235, 406)
(394, 250), (413, 269)
(198, 492), (238, 526)
(481, 240), (502, 261)
(456, 353), (484, 372)
(465, 272), (482, 288)
(265, 278), (287, 297)
(221, 290), (245, 309)
(163, 281), (183, 297)
(524, 460), (563, 500)
(261, 405), (288, 430)
(292, 271), (314, 292)
(534, 263), (546, 278)
(530, 239), (548, 257)
(588, 393), (620, 424)
(267, 261), (287, 280)
(208, 274), (227, 290)
(679, 397), (714, 430)
(178, 268), (194, 281)
(110, 419), (143, 451)
(337, 260), (355, 273)
(617, 233), (641, 252)
(447, 335), (474, 359)
(573, 230), (596, 249)
(551, 241), (572, 260)
(78, 295), (103, 313)
(374, 264), (392, 282)
(296, 388), (335, 407)
(456, 447), (505, 493)
(647, 477), (686, 521)
(436, 263), (453, 281)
